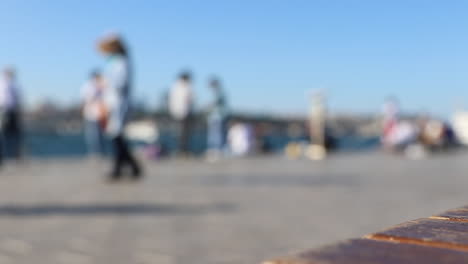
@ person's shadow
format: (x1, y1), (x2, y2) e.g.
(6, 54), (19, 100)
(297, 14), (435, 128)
(0, 202), (236, 217)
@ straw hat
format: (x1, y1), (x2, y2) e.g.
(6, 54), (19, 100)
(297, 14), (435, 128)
(97, 33), (125, 54)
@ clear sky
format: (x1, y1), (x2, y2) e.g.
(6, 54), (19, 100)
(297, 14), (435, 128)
(1, 0), (467, 117)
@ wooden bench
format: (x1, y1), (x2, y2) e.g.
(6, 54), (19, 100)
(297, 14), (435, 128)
(263, 206), (468, 264)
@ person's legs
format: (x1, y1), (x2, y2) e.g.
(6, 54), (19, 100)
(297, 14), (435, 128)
(9, 111), (21, 160)
(110, 136), (126, 179)
(180, 117), (189, 154)
(96, 124), (106, 156)
(111, 135), (141, 179)
(85, 120), (98, 155)
(12, 128), (22, 160)
(206, 118), (223, 162)
(3, 111), (21, 160)
(183, 115), (195, 155)
(0, 131), (4, 167)
(208, 118), (222, 152)
(86, 120), (108, 156)
(9, 132), (20, 160)
(221, 117), (228, 152)
(122, 137), (141, 177)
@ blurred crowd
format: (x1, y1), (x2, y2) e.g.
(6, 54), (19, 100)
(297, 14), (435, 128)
(0, 33), (466, 180)
(380, 98), (458, 159)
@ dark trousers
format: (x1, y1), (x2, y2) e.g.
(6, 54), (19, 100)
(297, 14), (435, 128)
(111, 135), (141, 178)
(180, 115), (193, 154)
(0, 110), (22, 164)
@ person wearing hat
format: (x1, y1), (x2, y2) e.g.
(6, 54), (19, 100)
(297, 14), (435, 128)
(97, 34), (142, 180)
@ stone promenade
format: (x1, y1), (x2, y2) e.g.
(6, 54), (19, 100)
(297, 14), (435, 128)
(0, 152), (467, 263)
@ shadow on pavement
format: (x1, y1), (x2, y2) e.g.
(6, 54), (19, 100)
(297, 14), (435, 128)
(0, 202), (236, 217)
(199, 173), (358, 187)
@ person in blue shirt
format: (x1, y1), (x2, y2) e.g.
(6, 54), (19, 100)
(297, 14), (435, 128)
(205, 77), (227, 161)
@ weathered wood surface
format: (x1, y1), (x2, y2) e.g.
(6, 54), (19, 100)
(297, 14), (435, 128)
(264, 239), (468, 264)
(371, 218), (468, 249)
(436, 206), (468, 221)
(264, 206), (468, 264)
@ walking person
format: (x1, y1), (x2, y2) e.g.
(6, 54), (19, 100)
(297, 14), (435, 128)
(169, 72), (194, 156)
(205, 77), (227, 161)
(97, 34), (142, 180)
(0, 67), (23, 163)
(381, 96), (400, 149)
(81, 70), (107, 157)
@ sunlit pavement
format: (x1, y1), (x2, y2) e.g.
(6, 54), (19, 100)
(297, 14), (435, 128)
(0, 152), (467, 264)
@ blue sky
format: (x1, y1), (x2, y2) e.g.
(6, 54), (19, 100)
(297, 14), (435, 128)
(1, 0), (467, 116)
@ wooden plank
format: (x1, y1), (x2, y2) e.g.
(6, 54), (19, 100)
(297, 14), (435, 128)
(371, 218), (468, 248)
(264, 207), (468, 264)
(264, 239), (468, 264)
(435, 207), (468, 221)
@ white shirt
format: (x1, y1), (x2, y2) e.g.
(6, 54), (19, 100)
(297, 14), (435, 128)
(169, 80), (193, 120)
(0, 77), (20, 111)
(228, 123), (252, 156)
(387, 121), (418, 146)
(103, 55), (131, 136)
(104, 56), (129, 112)
(81, 81), (104, 121)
